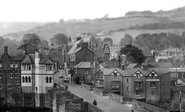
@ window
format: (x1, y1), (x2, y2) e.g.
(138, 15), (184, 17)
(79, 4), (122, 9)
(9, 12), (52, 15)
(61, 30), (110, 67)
(10, 63), (14, 68)
(25, 77), (28, 82)
(22, 77), (24, 83)
(22, 64), (31, 70)
(27, 64), (31, 70)
(17, 84), (21, 88)
(111, 81), (119, 89)
(14, 73), (18, 79)
(0, 73), (2, 79)
(46, 77), (48, 83)
(0, 64), (2, 68)
(85, 69), (88, 74)
(151, 91), (155, 95)
(46, 77), (52, 83)
(10, 73), (14, 79)
(96, 43), (98, 48)
(179, 73), (183, 78)
(126, 78), (129, 83)
(49, 77), (52, 83)
(7, 84), (12, 89)
(113, 72), (117, 77)
(15, 63), (18, 68)
(46, 64), (52, 71)
(150, 82), (157, 88)
(136, 91), (140, 96)
(183, 73), (185, 78)
(135, 83), (142, 88)
(136, 73), (140, 78)
(28, 76), (31, 82)
(127, 87), (129, 91)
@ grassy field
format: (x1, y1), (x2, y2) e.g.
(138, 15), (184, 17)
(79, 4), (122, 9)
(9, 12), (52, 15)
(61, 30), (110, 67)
(98, 29), (185, 45)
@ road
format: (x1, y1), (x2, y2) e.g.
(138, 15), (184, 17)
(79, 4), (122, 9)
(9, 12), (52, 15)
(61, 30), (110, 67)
(67, 83), (138, 112)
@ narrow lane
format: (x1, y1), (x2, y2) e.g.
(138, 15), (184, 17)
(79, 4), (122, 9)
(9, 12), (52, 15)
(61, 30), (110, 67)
(68, 83), (138, 112)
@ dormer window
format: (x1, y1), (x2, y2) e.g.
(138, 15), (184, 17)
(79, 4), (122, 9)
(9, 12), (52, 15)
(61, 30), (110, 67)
(85, 69), (88, 74)
(136, 73), (140, 78)
(46, 64), (52, 71)
(150, 82), (157, 88)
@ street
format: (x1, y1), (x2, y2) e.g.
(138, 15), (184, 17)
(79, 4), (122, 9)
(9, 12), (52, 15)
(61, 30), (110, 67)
(68, 83), (138, 112)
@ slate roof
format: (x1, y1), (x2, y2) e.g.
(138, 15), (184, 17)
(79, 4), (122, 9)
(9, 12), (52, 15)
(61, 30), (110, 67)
(74, 62), (93, 68)
(22, 55), (33, 64)
(67, 40), (81, 54)
(100, 67), (169, 77)
(125, 63), (138, 69)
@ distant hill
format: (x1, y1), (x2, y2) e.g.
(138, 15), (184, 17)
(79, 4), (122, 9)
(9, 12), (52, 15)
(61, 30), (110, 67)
(0, 22), (46, 37)
(3, 6), (185, 44)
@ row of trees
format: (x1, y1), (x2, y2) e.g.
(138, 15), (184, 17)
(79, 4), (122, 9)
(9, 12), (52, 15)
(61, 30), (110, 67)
(120, 32), (185, 51)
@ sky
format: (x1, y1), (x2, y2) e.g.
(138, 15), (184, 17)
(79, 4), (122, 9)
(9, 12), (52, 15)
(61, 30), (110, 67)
(0, 0), (185, 22)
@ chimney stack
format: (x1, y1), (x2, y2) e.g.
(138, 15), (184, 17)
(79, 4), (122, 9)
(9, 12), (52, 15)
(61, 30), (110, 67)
(81, 42), (88, 48)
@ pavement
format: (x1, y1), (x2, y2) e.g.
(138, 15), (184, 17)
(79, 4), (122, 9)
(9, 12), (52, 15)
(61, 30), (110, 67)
(67, 83), (139, 112)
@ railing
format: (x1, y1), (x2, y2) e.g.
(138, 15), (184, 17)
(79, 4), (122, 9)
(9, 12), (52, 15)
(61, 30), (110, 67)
(93, 87), (109, 96)
(81, 83), (94, 91)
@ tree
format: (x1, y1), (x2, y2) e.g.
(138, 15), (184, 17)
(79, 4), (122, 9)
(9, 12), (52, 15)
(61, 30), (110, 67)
(120, 34), (133, 47)
(104, 37), (113, 46)
(21, 33), (41, 48)
(120, 44), (146, 64)
(0, 37), (5, 48)
(41, 40), (49, 49)
(50, 33), (68, 46)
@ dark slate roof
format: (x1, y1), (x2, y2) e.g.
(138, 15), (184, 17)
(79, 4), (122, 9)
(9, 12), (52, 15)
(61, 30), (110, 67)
(22, 55), (33, 64)
(101, 67), (169, 77)
(125, 63), (138, 69)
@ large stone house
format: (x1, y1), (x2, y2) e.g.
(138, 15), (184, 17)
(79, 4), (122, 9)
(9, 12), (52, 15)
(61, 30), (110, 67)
(0, 46), (24, 106)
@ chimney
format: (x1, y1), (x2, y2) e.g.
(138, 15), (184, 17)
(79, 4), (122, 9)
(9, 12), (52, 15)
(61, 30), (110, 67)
(4, 46), (8, 54)
(81, 42), (88, 48)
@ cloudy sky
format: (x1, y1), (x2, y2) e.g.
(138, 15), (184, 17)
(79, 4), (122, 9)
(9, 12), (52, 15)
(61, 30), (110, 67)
(0, 0), (185, 22)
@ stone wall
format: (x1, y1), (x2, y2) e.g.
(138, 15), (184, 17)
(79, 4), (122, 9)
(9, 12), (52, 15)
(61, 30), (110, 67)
(132, 100), (169, 112)
(93, 87), (109, 96)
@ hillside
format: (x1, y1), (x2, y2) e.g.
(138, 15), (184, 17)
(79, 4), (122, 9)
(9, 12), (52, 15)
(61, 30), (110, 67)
(0, 22), (46, 36)
(3, 6), (185, 43)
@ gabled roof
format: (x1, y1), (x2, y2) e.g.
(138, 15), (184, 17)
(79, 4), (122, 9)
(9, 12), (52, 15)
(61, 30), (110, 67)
(125, 63), (139, 69)
(45, 58), (54, 64)
(74, 62), (93, 68)
(22, 55), (34, 64)
(101, 67), (169, 77)
(67, 40), (81, 54)
(157, 62), (172, 68)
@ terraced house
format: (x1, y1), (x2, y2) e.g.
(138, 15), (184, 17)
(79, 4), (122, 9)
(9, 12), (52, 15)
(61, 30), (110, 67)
(99, 62), (172, 101)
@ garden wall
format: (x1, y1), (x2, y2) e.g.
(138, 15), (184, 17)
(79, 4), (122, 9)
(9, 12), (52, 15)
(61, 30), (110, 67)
(132, 100), (169, 112)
